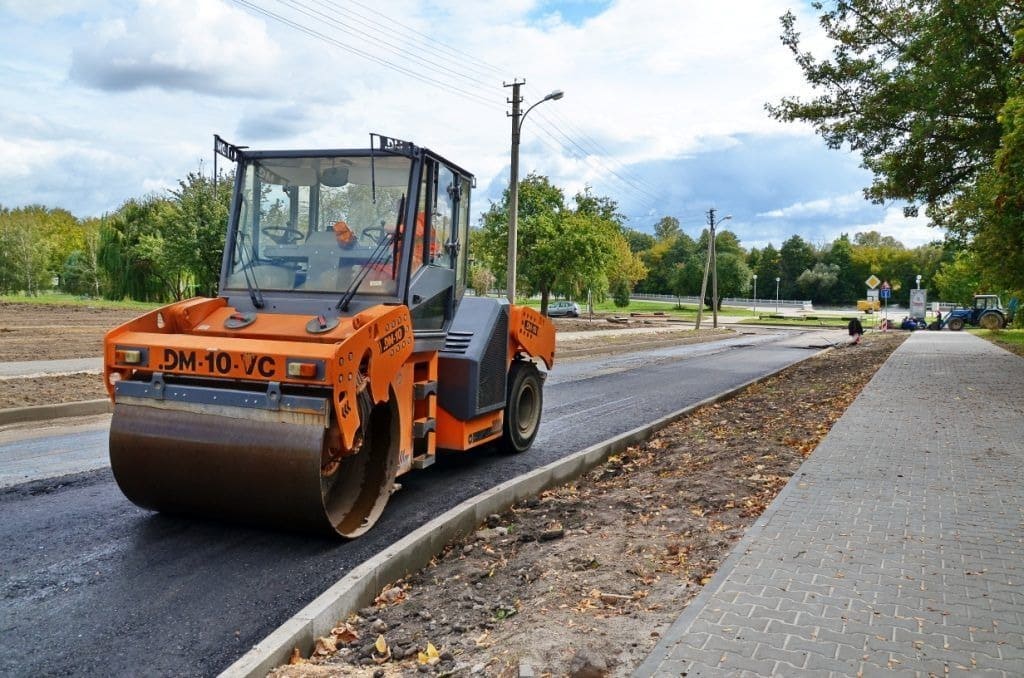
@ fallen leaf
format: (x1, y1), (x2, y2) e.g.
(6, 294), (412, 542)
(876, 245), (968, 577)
(375, 634), (388, 655)
(331, 622), (360, 644)
(313, 636), (337, 656)
(288, 648), (306, 665)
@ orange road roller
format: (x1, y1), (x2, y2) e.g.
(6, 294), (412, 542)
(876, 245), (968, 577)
(103, 135), (555, 537)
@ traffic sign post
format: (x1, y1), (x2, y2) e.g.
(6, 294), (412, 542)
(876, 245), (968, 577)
(880, 281), (892, 331)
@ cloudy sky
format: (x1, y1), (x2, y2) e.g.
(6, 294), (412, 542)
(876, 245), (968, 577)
(0, 0), (941, 249)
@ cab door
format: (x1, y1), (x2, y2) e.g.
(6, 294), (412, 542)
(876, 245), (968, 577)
(408, 158), (469, 334)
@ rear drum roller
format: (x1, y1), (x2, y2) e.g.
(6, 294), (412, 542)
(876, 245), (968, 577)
(109, 398), (399, 537)
(501, 361), (543, 454)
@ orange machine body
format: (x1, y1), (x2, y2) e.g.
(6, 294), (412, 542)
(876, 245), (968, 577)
(104, 297), (555, 477)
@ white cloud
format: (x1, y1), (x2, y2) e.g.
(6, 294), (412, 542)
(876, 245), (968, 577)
(2, 0), (859, 250)
(758, 192), (866, 219)
(69, 0), (281, 96)
(846, 207), (941, 248)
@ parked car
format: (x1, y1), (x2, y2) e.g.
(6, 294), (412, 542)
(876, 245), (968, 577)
(546, 300), (581, 318)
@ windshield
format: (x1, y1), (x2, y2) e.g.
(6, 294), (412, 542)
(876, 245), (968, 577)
(225, 155), (411, 296)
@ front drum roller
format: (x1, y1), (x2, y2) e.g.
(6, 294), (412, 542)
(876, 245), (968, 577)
(109, 401), (399, 537)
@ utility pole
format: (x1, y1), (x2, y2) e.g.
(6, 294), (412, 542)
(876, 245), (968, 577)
(695, 208), (730, 330)
(504, 79), (524, 303)
(695, 211), (714, 330)
(710, 209), (719, 329)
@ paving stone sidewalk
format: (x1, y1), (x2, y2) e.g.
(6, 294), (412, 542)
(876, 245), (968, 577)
(636, 332), (1024, 677)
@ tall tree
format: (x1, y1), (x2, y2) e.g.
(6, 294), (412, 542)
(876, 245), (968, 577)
(779, 235), (817, 298)
(823, 234), (859, 304)
(769, 1), (1018, 211)
(653, 216), (681, 241)
(770, 1), (1023, 289)
(477, 174), (618, 312)
(163, 170), (232, 297)
(754, 243), (781, 297)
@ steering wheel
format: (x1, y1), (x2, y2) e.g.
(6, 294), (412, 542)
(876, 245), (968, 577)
(261, 226), (305, 245)
(360, 226), (387, 245)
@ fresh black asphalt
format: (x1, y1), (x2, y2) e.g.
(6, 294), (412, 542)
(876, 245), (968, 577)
(0, 332), (822, 677)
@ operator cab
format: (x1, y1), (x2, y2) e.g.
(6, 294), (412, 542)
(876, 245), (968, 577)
(973, 294), (1002, 311)
(217, 135), (473, 339)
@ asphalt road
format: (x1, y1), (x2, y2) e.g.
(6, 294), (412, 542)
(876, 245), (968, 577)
(0, 330), (831, 677)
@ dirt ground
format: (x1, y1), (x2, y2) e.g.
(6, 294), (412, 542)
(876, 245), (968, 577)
(271, 333), (907, 678)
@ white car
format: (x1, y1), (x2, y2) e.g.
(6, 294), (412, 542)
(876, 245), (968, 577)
(546, 300), (581, 318)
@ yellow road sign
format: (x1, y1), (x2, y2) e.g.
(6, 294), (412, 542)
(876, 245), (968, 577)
(865, 274), (880, 289)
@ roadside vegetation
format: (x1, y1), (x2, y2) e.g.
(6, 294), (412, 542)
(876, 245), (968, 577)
(0, 293), (158, 311)
(971, 329), (1024, 358)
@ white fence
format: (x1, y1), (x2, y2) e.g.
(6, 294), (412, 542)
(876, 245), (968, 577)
(631, 293), (811, 310)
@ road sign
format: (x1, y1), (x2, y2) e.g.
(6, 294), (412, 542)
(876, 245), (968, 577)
(881, 280), (891, 290)
(880, 287), (892, 300)
(865, 274), (880, 289)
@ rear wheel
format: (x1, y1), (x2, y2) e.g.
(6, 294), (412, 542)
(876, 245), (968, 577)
(948, 317), (965, 331)
(979, 312), (1004, 330)
(501, 361), (543, 454)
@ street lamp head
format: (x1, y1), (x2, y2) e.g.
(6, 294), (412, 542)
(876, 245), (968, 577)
(722, 214), (733, 221)
(753, 274), (757, 280)
(776, 277), (781, 282)
(544, 89), (565, 102)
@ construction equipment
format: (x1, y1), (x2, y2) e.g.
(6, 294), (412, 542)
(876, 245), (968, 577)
(856, 299), (880, 313)
(942, 294), (1015, 331)
(103, 135), (556, 537)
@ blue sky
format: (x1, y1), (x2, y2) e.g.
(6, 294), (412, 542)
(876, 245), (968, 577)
(0, 0), (941, 249)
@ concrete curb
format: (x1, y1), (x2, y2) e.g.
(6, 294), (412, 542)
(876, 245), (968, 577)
(0, 399), (111, 427)
(220, 352), (829, 678)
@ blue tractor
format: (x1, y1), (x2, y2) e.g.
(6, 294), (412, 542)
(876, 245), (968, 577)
(943, 294), (1018, 331)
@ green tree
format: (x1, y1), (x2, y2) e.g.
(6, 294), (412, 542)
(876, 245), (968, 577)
(61, 218), (106, 296)
(623, 228), (655, 253)
(605, 232), (648, 300)
(769, 1), (1018, 210)
(933, 250), (984, 305)
(754, 243), (781, 296)
(779, 235), (817, 298)
(653, 216), (681, 241)
(478, 173), (566, 293)
(478, 174), (616, 312)
(770, 2), (1023, 288)
(796, 262), (841, 302)
(163, 170), (233, 297)
(823, 234), (859, 304)
(99, 198), (178, 301)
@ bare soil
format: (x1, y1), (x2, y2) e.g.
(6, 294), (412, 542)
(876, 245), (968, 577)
(272, 333), (907, 678)
(0, 303), (134, 408)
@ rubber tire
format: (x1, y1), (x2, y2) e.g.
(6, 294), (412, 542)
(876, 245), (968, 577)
(948, 317), (965, 331)
(501, 361), (543, 454)
(979, 312), (1003, 330)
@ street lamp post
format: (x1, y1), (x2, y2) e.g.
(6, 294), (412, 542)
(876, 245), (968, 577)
(916, 274), (922, 289)
(775, 277), (781, 312)
(752, 274), (757, 315)
(504, 81), (564, 303)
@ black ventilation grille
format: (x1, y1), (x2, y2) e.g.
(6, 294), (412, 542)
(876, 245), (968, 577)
(477, 312), (507, 410)
(441, 331), (473, 354)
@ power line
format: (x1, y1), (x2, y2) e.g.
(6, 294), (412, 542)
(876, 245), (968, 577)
(231, 0), (500, 109)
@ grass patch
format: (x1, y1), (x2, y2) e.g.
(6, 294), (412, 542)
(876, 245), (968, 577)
(0, 293), (160, 311)
(970, 328), (1024, 357)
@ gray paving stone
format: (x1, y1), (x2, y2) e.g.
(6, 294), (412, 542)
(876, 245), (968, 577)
(635, 334), (1024, 677)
